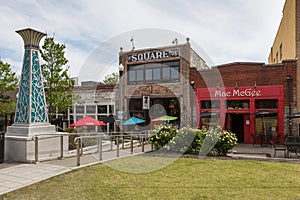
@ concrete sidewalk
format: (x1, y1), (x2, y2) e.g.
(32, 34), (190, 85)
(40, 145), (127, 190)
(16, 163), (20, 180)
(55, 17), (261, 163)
(1, 143), (300, 195)
(0, 143), (152, 195)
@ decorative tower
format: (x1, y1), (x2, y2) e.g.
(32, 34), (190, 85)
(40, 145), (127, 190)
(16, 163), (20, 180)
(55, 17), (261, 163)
(7, 28), (55, 136)
(5, 28), (64, 163)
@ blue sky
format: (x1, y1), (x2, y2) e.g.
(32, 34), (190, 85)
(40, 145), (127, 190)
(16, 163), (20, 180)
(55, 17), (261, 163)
(0, 0), (285, 83)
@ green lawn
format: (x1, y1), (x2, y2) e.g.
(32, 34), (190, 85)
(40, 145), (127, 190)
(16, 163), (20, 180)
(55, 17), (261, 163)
(2, 156), (300, 200)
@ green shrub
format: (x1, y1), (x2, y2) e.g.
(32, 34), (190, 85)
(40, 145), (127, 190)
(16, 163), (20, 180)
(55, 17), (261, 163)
(203, 126), (238, 156)
(169, 127), (205, 154)
(149, 124), (177, 150)
(149, 125), (237, 156)
(215, 128), (238, 156)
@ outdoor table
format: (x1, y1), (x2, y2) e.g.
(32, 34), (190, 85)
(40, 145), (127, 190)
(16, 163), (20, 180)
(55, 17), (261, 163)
(284, 141), (300, 158)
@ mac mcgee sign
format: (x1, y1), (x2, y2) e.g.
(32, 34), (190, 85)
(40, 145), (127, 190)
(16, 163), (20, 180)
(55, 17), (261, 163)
(127, 49), (180, 63)
(214, 88), (262, 98)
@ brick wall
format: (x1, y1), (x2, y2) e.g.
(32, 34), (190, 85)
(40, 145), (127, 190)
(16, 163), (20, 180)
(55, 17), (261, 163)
(190, 60), (297, 107)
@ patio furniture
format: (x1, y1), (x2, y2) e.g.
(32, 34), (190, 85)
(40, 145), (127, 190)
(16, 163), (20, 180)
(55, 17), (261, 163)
(284, 136), (300, 158)
(269, 140), (286, 158)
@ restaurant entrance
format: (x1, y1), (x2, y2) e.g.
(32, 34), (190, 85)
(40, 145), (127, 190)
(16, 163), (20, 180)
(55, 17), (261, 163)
(230, 114), (244, 143)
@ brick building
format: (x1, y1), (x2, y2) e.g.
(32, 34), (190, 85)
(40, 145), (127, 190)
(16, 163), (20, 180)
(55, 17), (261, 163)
(117, 39), (208, 130)
(191, 59), (297, 143)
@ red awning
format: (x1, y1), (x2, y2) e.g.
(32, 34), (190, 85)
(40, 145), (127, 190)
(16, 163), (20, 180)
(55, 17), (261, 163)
(70, 116), (107, 127)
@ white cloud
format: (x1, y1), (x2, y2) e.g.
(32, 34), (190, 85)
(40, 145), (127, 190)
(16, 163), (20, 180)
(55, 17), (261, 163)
(0, 0), (285, 82)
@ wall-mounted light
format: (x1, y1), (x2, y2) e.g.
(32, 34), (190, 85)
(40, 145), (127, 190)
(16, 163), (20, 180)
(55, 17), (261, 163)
(254, 81), (257, 89)
(235, 82), (238, 90)
(119, 64), (124, 76)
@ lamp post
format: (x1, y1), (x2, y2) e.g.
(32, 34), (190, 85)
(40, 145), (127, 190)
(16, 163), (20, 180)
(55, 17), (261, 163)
(190, 81), (195, 128)
(119, 64), (124, 133)
(286, 75), (292, 135)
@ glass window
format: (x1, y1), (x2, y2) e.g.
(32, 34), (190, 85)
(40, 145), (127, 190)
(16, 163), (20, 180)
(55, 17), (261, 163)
(76, 105), (84, 114)
(128, 61), (180, 84)
(162, 67), (170, 80)
(171, 66), (179, 79)
(255, 99), (278, 109)
(153, 68), (160, 80)
(129, 70), (136, 82)
(201, 100), (220, 109)
(136, 69), (143, 81)
(146, 69), (152, 80)
(76, 116), (83, 121)
(86, 105), (96, 113)
(226, 100), (250, 109)
(201, 115), (220, 130)
(255, 114), (278, 136)
(98, 105), (107, 114)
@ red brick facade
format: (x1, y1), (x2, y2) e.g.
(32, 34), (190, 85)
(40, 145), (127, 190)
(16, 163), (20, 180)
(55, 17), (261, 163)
(191, 59), (298, 143)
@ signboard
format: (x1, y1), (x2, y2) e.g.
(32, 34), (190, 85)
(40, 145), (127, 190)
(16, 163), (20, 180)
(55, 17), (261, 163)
(214, 88), (262, 98)
(143, 96), (150, 110)
(127, 49), (180, 63)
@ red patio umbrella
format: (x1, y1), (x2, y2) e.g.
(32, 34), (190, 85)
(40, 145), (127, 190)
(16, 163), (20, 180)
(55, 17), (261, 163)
(70, 116), (107, 127)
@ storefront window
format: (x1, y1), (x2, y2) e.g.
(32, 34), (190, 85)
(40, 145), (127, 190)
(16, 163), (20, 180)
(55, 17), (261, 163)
(128, 61), (180, 84)
(255, 114), (278, 136)
(201, 114), (220, 130)
(201, 100), (220, 109)
(86, 105), (96, 113)
(255, 99), (278, 109)
(76, 105), (84, 114)
(97, 105), (107, 114)
(226, 100), (249, 109)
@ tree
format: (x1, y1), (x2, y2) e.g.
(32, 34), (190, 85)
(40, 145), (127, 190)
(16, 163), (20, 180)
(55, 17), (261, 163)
(0, 60), (18, 115)
(103, 72), (118, 85)
(40, 37), (75, 120)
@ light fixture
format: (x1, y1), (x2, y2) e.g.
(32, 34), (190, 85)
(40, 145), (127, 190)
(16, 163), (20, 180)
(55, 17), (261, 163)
(235, 82), (238, 90)
(254, 81), (257, 89)
(119, 63), (124, 72)
(119, 64), (124, 77)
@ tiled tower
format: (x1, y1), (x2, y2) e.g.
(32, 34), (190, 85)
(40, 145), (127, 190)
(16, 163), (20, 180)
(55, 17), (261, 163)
(5, 28), (66, 162)
(15, 28), (49, 125)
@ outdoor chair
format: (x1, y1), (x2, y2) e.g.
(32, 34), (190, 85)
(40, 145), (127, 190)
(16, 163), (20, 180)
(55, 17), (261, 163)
(269, 140), (286, 158)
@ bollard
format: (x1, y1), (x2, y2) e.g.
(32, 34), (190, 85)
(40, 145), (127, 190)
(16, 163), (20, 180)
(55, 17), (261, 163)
(75, 137), (81, 166)
(130, 135), (133, 154)
(34, 136), (38, 163)
(122, 135), (125, 149)
(59, 135), (63, 159)
(141, 134), (144, 152)
(116, 136), (119, 157)
(99, 136), (102, 161)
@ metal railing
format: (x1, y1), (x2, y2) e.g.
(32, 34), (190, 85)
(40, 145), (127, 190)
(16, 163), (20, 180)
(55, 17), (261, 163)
(74, 131), (151, 166)
(32, 132), (69, 163)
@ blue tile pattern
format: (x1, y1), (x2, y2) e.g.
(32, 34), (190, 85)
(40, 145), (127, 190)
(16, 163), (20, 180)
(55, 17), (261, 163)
(14, 49), (48, 123)
(15, 50), (30, 123)
(31, 50), (48, 122)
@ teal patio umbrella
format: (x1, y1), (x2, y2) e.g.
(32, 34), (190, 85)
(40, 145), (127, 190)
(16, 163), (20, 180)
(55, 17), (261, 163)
(123, 116), (145, 125)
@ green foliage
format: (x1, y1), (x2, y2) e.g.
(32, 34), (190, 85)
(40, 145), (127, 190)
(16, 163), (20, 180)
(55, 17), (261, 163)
(40, 37), (75, 118)
(103, 72), (118, 85)
(149, 124), (177, 150)
(215, 128), (238, 156)
(203, 126), (238, 156)
(149, 125), (237, 156)
(169, 126), (205, 154)
(0, 60), (18, 114)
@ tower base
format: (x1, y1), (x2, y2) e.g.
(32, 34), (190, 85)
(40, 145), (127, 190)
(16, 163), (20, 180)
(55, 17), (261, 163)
(5, 123), (68, 163)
